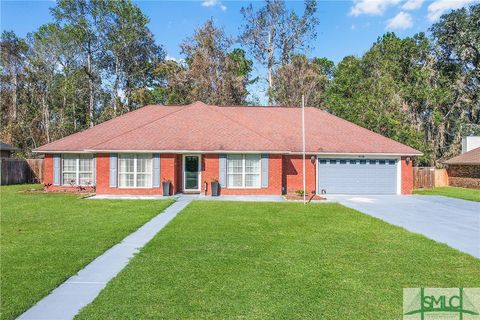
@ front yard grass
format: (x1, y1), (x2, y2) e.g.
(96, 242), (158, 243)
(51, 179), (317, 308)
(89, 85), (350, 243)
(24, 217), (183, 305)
(0, 184), (174, 320)
(77, 201), (480, 320)
(414, 186), (480, 202)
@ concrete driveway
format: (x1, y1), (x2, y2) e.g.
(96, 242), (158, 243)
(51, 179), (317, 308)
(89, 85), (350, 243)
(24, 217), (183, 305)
(329, 195), (480, 258)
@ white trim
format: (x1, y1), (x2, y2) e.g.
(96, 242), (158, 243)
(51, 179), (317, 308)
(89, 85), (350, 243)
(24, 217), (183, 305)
(225, 153), (262, 190)
(226, 154), (262, 189)
(316, 156), (401, 195)
(183, 154), (201, 192)
(396, 157), (402, 195)
(36, 150), (97, 154)
(117, 153), (153, 189)
(61, 154), (95, 186)
(34, 150), (423, 157)
(317, 153), (415, 158)
(315, 155), (318, 195)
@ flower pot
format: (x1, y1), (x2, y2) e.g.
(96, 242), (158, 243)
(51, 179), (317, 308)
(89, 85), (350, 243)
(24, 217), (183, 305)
(211, 181), (219, 196)
(162, 181), (171, 196)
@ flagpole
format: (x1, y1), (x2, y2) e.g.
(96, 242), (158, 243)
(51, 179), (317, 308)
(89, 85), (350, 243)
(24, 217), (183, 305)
(302, 95), (306, 205)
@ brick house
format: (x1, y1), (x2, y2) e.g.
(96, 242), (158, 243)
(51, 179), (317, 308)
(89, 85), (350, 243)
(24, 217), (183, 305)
(444, 147), (480, 189)
(34, 102), (421, 196)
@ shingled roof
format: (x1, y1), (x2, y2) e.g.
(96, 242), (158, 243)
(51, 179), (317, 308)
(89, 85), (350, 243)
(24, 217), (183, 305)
(34, 101), (421, 155)
(0, 142), (17, 151)
(444, 147), (480, 165)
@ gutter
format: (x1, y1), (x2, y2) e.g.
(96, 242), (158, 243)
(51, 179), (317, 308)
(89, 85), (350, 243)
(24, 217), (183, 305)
(32, 149), (423, 157)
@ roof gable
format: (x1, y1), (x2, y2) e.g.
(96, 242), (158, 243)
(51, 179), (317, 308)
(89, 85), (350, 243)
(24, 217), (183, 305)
(444, 147), (480, 165)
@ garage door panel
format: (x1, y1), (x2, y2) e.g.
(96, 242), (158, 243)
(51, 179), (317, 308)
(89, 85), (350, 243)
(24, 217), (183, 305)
(318, 159), (397, 194)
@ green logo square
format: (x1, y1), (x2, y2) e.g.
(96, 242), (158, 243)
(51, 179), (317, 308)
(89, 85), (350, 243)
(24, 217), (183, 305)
(404, 288), (480, 320)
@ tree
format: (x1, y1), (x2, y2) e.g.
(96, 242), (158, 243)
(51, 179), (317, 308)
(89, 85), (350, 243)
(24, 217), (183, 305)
(0, 31), (28, 143)
(271, 54), (333, 107)
(240, 0), (319, 102)
(1, 0), (165, 156)
(157, 20), (253, 105)
(51, 0), (105, 127)
(430, 4), (480, 134)
(325, 34), (433, 164)
(102, 0), (165, 116)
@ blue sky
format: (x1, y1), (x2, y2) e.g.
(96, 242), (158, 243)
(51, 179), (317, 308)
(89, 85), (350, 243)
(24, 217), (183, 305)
(1, 0), (478, 101)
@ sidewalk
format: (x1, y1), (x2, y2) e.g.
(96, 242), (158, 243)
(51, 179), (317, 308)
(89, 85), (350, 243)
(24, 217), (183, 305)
(18, 197), (192, 320)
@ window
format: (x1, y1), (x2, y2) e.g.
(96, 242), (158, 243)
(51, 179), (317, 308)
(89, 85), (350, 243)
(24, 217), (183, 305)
(118, 154), (152, 188)
(227, 154), (261, 188)
(62, 154), (94, 186)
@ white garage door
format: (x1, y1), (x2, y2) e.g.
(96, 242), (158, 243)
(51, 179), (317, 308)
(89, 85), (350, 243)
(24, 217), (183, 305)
(317, 158), (398, 195)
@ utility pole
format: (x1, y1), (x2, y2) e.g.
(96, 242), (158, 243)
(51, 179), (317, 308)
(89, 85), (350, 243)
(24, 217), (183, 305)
(302, 95), (306, 205)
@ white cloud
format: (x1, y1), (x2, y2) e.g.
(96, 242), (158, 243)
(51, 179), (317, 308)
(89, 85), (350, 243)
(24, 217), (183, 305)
(201, 0), (217, 7)
(201, 0), (226, 11)
(165, 55), (178, 62)
(386, 11), (413, 29)
(350, 0), (402, 16)
(427, 0), (477, 21)
(402, 0), (424, 10)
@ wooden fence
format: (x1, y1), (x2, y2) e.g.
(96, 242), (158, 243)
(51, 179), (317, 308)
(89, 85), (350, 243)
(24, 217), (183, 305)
(413, 167), (448, 189)
(0, 158), (44, 185)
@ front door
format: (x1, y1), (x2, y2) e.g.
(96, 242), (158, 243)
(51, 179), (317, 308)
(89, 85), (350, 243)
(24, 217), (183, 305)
(183, 155), (201, 192)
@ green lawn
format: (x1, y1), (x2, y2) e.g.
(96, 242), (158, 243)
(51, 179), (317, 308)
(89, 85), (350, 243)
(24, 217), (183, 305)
(414, 186), (480, 202)
(77, 201), (480, 320)
(0, 184), (174, 320)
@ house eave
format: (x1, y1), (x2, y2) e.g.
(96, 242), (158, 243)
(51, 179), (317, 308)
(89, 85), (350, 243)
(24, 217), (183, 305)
(32, 149), (422, 157)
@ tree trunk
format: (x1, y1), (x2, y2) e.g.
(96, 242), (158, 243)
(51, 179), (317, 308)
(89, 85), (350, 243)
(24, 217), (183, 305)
(267, 29), (274, 104)
(12, 73), (17, 122)
(5, 73), (19, 144)
(111, 55), (120, 117)
(87, 50), (94, 127)
(42, 93), (50, 143)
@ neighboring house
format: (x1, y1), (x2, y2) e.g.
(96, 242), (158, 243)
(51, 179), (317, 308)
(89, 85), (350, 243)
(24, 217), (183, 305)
(33, 102), (421, 195)
(461, 136), (480, 154)
(443, 147), (480, 189)
(0, 142), (18, 158)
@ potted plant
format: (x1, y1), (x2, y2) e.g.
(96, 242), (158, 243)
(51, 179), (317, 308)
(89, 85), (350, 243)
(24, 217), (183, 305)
(211, 178), (220, 196)
(162, 178), (171, 196)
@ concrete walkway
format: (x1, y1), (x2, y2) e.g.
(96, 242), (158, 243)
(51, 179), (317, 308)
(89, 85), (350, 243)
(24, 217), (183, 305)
(330, 195), (480, 258)
(18, 197), (192, 320)
(89, 194), (285, 202)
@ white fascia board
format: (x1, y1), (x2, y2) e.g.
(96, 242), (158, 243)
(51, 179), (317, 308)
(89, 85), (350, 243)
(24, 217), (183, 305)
(33, 150), (422, 157)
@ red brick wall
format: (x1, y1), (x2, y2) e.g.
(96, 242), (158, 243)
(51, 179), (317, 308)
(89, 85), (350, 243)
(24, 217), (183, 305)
(282, 155), (317, 195)
(44, 154), (53, 186)
(447, 164), (480, 189)
(44, 152), (415, 195)
(201, 154), (219, 195)
(200, 154), (283, 195)
(44, 154), (95, 192)
(95, 153), (179, 195)
(401, 156), (413, 195)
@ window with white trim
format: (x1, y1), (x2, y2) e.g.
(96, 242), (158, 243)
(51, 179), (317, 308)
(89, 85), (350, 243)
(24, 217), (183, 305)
(62, 154), (94, 186)
(227, 154), (261, 188)
(118, 154), (152, 188)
